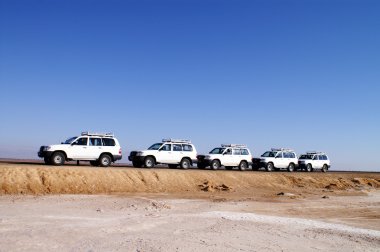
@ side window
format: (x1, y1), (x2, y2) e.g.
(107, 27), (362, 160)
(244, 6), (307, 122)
(276, 152), (283, 158)
(160, 144), (171, 151)
(313, 155), (318, 160)
(74, 137), (87, 146)
(89, 138), (102, 146)
(102, 138), (115, 146)
(318, 155), (324, 160)
(233, 149), (241, 155)
(241, 149), (249, 155)
(173, 144), (182, 151)
(283, 152), (289, 158)
(182, 144), (193, 152)
(290, 153), (295, 158)
(324, 155), (328, 160)
(224, 148), (232, 155)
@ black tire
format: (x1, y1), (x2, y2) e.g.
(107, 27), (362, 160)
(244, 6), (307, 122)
(90, 161), (99, 166)
(197, 163), (206, 169)
(144, 156), (155, 168)
(99, 154), (112, 167)
(132, 161), (143, 168)
(225, 166), (233, 170)
(306, 163), (313, 172)
(44, 157), (51, 165)
(180, 158), (191, 169)
(322, 164), (328, 173)
(287, 163), (295, 172)
(51, 152), (65, 166)
(266, 162), (274, 172)
(239, 161), (248, 171)
(210, 160), (220, 170)
(168, 164), (178, 169)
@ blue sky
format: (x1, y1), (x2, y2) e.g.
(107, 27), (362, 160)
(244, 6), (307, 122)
(0, 0), (379, 170)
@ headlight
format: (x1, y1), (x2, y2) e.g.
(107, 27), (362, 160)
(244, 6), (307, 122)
(205, 155), (211, 159)
(136, 152), (143, 156)
(45, 146), (51, 151)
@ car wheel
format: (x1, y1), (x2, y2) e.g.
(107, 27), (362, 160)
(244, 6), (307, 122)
(225, 166), (233, 170)
(239, 161), (248, 171)
(168, 164), (178, 169)
(287, 163), (295, 172)
(322, 164), (328, 173)
(51, 152), (65, 166)
(99, 154), (112, 167)
(210, 160), (220, 170)
(306, 164), (313, 172)
(180, 158), (191, 169)
(90, 161), (99, 166)
(144, 156), (155, 168)
(132, 161), (143, 168)
(266, 162), (274, 172)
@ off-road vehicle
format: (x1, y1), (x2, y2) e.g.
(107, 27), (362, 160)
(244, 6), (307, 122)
(298, 152), (330, 172)
(38, 132), (122, 167)
(252, 148), (298, 172)
(196, 144), (253, 171)
(128, 139), (197, 169)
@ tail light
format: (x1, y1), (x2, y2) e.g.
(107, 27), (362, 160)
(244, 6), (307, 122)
(119, 148), (122, 155)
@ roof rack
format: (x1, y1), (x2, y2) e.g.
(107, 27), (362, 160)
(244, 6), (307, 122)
(221, 144), (247, 148)
(306, 151), (325, 155)
(162, 138), (191, 144)
(271, 148), (294, 152)
(81, 132), (114, 137)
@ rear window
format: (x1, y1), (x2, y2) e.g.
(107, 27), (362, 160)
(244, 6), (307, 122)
(241, 149), (249, 155)
(182, 144), (193, 152)
(102, 138), (116, 146)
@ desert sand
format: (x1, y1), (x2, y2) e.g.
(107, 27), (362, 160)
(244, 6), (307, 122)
(0, 161), (379, 251)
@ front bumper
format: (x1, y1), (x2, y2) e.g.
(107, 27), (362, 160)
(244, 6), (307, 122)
(38, 150), (53, 159)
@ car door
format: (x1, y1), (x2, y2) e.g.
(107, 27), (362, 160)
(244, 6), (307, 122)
(232, 149), (242, 166)
(172, 144), (183, 163)
(68, 137), (89, 159)
(88, 137), (103, 160)
(222, 148), (234, 166)
(157, 144), (172, 163)
(275, 152), (286, 168)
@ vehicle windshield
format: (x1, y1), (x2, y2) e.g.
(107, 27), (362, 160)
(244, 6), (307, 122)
(209, 148), (225, 154)
(148, 143), (163, 150)
(261, 151), (277, 157)
(63, 136), (77, 144)
(299, 154), (313, 160)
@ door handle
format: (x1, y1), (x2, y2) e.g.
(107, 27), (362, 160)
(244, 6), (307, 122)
(83, 147), (87, 149)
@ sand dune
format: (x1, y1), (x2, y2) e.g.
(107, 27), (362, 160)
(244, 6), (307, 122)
(0, 162), (379, 196)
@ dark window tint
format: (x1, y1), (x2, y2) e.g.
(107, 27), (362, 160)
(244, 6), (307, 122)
(182, 144), (193, 152)
(290, 153), (295, 158)
(224, 148), (232, 155)
(74, 137), (87, 146)
(90, 138), (102, 146)
(241, 149), (249, 155)
(161, 144), (171, 151)
(283, 152), (290, 158)
(173, 144), (182, 151)
(102, 138), (115, 146)
(276, 152), (283, 158)
(323, 155), (328, 160)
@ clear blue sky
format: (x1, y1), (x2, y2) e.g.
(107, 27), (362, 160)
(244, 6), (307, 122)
(0, 0), (379, 171)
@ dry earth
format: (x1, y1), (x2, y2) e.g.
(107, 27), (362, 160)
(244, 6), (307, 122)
(0, 162), (379, 251)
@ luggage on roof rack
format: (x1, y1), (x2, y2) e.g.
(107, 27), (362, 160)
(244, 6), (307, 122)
(81, 132), (114, 137)
(162, 138), (191, 144)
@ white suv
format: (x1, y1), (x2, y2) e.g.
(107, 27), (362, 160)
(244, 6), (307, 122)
(38, 132), (122, 167)
(252, 148), (298, 172)
(196, 144), (253, 171)
(128, 139), (197, 169)
(298, 152), (330, 172)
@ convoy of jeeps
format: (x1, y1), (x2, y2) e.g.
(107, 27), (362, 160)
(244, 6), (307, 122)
(38, 132), (331, 172)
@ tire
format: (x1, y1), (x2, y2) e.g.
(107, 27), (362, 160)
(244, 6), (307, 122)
(266, 162), (274, 172)
(180, 158), (191, 169)
(168, 164), (178, 169)
(322, 164), (328, 173)
(51, 152), (65, 166)
(197, 163), (206, 169)
(239, 161), (248, 171)
(210, 160), (220, 170)
(144, 156), (155, 168)
(132, 161), (143, 168)
(287, 163), (295, 172)
(99, 154), (112, 167)
(225, 166), (233, 170)
(44, 157), (51, 165)
(306, 164), (313, 172)
(90, 161), (99, 166)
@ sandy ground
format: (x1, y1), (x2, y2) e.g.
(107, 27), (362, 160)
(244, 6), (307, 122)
(0, 162), (379, 251)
